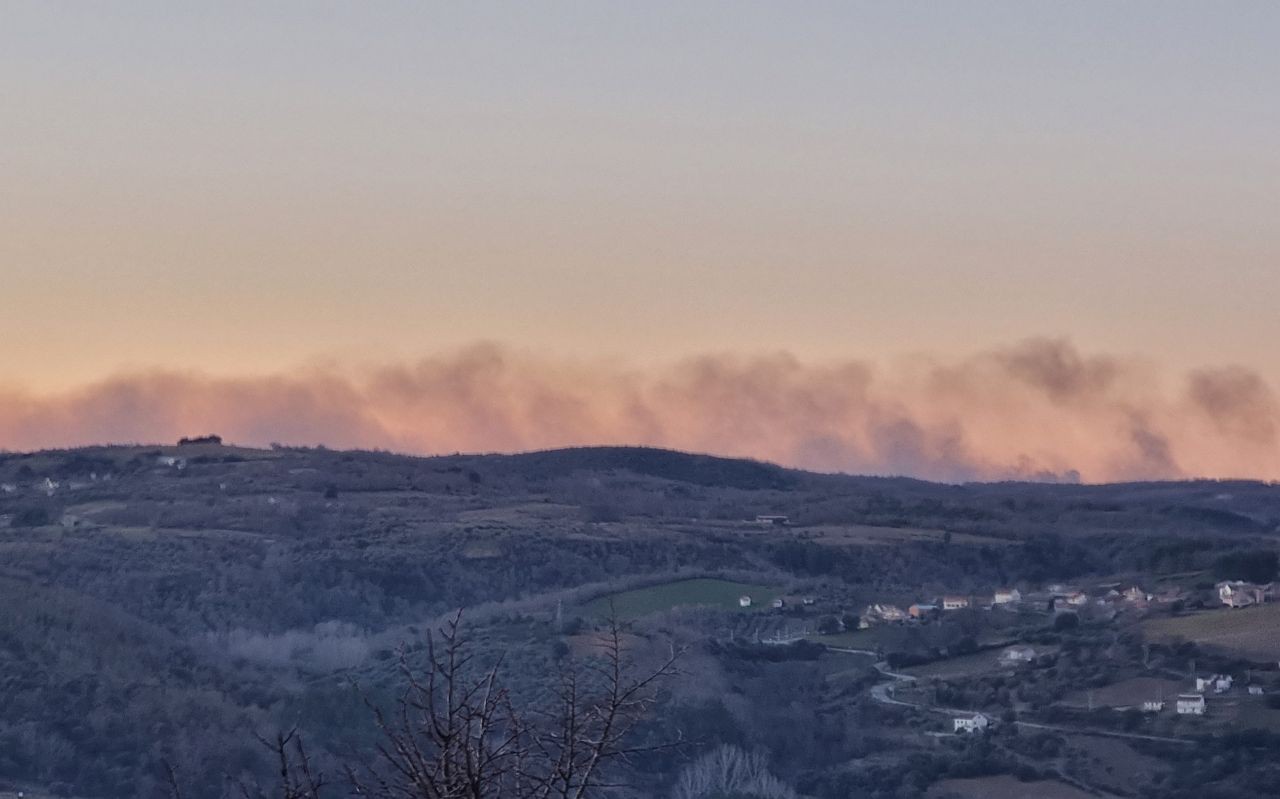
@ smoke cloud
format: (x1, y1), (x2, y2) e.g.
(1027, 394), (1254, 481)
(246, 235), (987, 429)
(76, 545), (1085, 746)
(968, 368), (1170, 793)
(2, 338), (1278, 483)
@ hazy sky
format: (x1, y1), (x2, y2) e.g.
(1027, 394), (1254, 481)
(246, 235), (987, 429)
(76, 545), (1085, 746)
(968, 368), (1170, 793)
(2, 3), (1278, 478)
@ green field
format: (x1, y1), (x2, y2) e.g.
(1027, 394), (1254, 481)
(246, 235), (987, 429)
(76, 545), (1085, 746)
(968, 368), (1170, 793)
(584, 578), (779, 619)
(1142, 604), (1280, 660)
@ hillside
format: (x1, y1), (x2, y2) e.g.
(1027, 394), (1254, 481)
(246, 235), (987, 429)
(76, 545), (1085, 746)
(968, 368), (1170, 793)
(2, 443), (1279, 798)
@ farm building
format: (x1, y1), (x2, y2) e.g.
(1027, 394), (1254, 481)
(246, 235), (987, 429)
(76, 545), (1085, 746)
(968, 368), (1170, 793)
(909, 603), (938, 619)
(993, 588), (1021, 605)
(1176, 694), (1207, 715)
(1218, 581), (1273, 608)
(1000, 645), (1036, 664)
(941, 596), (970, 611)
(771, 598), (785, 609)
(738, 595), (752, 608)
(754, 515), (789, 526)
(953, 713), (990, 734)
(865, 604), (908, 623)
(1196, 675), (1233, 694)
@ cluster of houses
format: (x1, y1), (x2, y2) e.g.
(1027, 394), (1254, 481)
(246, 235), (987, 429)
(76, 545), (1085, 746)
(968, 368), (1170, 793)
(1142, 673), (1267, 718)
(858, 581), (1219, 629)
(1217, 580), (1274, 608)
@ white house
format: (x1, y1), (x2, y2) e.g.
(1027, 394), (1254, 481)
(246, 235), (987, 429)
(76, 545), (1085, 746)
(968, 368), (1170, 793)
(993, 588), (1022, 605)
(867, 603), (908, 623)
(953, 713), (990, 734)
(1142, 700), (1165, 713)
(942, 596), (970, 611)
(1218, 581), (1272, 608)
(1123, 586), (1148, 603)
(1196, 675), (1233, 694)
(1000, 645), (1036, 664)
(1176, 694), (1207, 715)
(771, 598), (785, 609)
(738, 595), (752, 608)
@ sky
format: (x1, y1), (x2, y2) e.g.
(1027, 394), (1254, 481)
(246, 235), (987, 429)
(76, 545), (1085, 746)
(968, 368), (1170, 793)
(2, 2), (1279, 481)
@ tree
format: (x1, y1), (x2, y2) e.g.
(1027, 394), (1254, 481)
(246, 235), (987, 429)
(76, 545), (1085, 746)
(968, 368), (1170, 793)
(671, 745), (796, 799)
(1213, 549), (1279, 584)
(350, 612), (679, 798)
(202, 612), (680, 799)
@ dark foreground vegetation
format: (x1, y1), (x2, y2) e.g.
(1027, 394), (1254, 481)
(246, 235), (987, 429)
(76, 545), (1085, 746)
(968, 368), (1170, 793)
(2, 443), (1280, 798)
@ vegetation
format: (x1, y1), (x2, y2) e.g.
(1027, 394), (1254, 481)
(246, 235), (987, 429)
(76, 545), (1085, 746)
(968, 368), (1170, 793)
(2, 444), (1280, 798)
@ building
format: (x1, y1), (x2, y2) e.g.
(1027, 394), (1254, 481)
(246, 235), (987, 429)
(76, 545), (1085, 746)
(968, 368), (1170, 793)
(993, 588), (1021, 605)
(738, 595), (752, 608)
(754, 515), (789, 526)
(1064, 591), (1090, 607)
(1218, 581), (1273, 608)
(941, 596), (970, 611)
(1123, 586), (1148, 602)
(866, 603), (908, 623)
(771, 598), (785, 609)
(1195, 675), (1233, 694)
(1142, 700), (1165, 713)
(909, 603), (938, 619)
(1000, 645), (1036, 664)
(953, 713), (990, 734)
(1249, 685), (1265, 696)
(1176, 694), (1207, 715)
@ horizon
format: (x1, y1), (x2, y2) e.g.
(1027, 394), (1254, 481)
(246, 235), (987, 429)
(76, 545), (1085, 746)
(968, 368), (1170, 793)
(4, 3), (1279, 482)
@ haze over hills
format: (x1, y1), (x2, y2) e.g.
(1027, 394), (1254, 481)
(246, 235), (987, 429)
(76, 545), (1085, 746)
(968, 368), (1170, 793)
(3, 442), (1280, 797)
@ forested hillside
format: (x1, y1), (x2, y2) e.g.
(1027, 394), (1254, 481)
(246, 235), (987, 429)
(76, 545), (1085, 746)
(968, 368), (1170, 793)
(2, 443), (1279, 798)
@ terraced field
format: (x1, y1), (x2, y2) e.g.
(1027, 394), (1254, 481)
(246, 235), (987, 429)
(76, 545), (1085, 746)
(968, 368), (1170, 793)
(584, 578), (780, 619)
(1141, 604), (1280, 660)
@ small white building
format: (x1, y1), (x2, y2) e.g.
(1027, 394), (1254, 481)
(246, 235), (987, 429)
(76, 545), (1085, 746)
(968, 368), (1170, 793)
(1176, 694), (1207, 715)
(1142, 700), (1165, 713)
(771, 598), (785, 609)
(1123, 586), (1148, 602)
(738, 595), (752, 608)
(993, 588), (1021, 605)
(953, 713), (990, 734)
(1249, 685), (1265, 696)
(1001, 645), (1036, 664)
(1195, 675), (1233, 694)
(942, 596), (970, 611)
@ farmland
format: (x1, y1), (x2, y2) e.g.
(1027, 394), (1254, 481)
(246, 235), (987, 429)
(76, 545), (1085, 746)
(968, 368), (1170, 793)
(583, 578), (780, 619)
(925, 776), (1095, 799)
(1141, 603), (1280, 660)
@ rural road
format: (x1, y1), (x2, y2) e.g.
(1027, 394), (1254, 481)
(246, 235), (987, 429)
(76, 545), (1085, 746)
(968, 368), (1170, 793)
(826, 646), (1196, 746)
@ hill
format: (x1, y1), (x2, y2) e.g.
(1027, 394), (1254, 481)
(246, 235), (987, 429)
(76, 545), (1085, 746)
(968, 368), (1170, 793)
(1, 443), (1279, 798)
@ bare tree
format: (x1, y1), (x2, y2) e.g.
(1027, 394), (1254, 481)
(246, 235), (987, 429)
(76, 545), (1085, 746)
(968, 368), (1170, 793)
(670, 745), (796, 799)
(167, 728), (325, 799)
(349, 611), (680, 799)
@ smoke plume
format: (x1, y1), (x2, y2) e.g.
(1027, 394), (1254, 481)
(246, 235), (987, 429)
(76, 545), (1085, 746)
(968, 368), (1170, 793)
(2, 338), (1277, 483)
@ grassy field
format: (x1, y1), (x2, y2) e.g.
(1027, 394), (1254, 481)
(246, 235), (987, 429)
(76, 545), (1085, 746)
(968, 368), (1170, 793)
(926, 776), (1095, 799)
(1141, 604), (1280, 660)
(584, 578), (779, 619)
(1059, 676), (1184, 710)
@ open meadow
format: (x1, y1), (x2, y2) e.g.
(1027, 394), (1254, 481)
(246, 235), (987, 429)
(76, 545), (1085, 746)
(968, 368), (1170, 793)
(1141, 604), (1280, 660)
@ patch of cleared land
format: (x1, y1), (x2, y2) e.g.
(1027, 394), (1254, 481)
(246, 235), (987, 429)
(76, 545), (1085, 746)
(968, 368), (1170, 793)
(1142, 604), (1280, 660)
(584, 578), (778, 619)
(798, 524), (1015, 547)
(1060, 676), (1184, 710)
(927, 775), (1096, 799)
